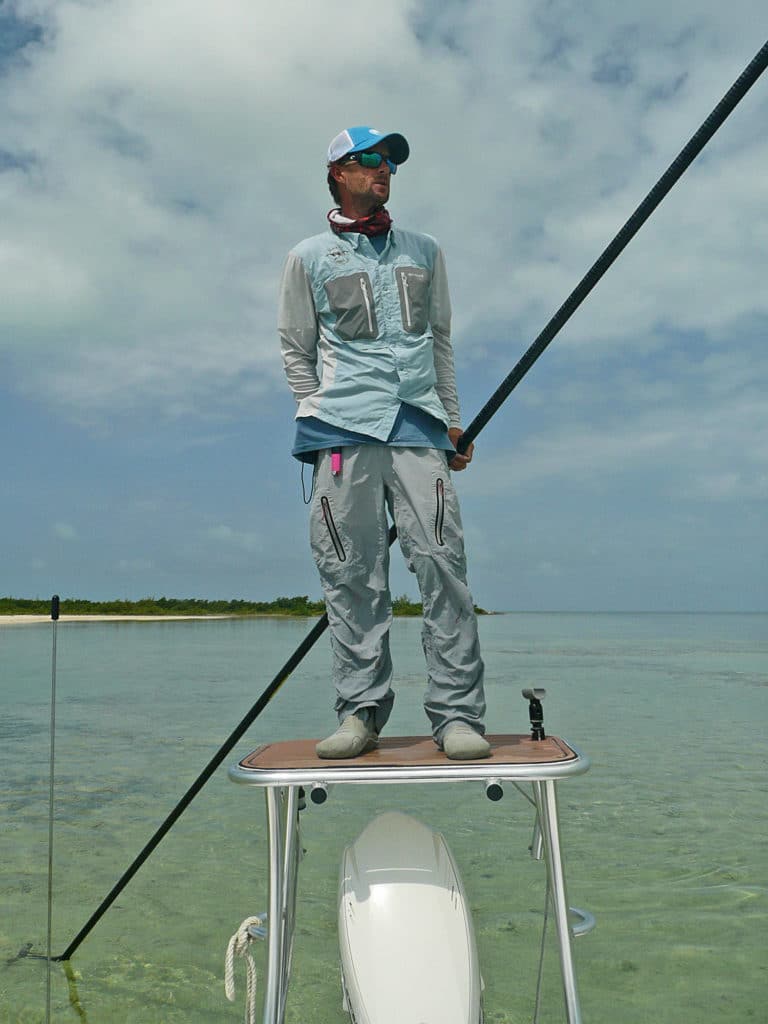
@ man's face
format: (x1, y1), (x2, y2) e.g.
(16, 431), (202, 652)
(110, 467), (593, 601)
(334, 142), (393, 211)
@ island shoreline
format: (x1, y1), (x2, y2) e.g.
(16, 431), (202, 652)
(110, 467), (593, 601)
(0, 614), (297, 626)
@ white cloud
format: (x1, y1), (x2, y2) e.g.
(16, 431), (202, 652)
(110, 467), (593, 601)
(2, 1), (766, 610)
(207, 524), (263, 553)
(53, 522), (78, 540)
(116, 557), (155, 574)
(1, 0), (766, 422)
(468, 371), (768, 503)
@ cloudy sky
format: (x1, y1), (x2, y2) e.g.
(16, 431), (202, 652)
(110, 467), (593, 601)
(2, 0), (766, 611)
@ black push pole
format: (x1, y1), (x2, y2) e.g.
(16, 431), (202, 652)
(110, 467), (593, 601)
(54, 613), (329, 963)
(54, 39), (768, 962)
(455, 38), (768, 454)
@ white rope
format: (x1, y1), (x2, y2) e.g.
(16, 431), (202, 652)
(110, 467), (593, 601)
(225, 916), (264, 1024)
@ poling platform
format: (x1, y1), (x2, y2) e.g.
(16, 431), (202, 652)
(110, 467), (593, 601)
(232, 733), (584, 784)
(229, 735), (590, 1024)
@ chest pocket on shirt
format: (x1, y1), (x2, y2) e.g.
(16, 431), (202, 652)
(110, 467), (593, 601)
(324, 273), (378, 340)
(396, 266), (430, 335)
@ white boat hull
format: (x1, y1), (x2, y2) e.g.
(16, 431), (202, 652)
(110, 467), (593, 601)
(338, 811), (483, 1024)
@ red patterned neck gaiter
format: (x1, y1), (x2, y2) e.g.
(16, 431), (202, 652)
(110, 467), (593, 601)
(328, 207), (392, 237)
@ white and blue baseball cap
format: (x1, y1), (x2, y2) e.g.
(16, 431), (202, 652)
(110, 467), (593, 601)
(327, 126), (410, 165)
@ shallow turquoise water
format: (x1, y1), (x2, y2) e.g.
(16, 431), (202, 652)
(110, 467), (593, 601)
(1, 614), (766, 1023)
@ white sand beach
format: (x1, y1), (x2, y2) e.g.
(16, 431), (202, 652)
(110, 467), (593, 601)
(0, 615), (233, 626)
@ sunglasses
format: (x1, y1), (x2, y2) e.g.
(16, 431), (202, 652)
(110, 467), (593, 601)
(343, 151), (398, 174)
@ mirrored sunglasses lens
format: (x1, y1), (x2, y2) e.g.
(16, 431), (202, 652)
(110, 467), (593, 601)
(359, 152), (383, 168)
(357, 152), (397, 173)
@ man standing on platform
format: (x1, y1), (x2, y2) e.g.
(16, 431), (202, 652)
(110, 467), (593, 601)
(278, 125), (490, 761)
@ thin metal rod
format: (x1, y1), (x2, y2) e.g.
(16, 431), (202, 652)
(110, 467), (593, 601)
(51, 39), (768, 961)
(45, 596), (60, 1019)
(457, 38), (768, 453)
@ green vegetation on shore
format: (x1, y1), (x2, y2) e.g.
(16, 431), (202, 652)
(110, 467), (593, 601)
(0, 596), (488, 617)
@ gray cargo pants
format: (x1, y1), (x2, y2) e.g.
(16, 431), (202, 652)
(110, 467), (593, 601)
(310, 445), (486, 744)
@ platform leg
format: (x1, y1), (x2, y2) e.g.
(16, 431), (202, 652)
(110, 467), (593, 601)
(533, 780), (583, 1024)
(279, 787), (301, 1021)
(263, 787), (286, 1024)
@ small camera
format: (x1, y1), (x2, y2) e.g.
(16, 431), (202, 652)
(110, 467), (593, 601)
(522, 688), (546, 740)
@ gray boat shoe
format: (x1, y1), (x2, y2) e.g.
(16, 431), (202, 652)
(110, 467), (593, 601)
(442, 722), (491, 761)
(316, 714), (379, 760)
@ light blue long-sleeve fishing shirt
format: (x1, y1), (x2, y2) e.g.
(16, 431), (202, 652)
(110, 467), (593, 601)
(278, 225), (461, 440)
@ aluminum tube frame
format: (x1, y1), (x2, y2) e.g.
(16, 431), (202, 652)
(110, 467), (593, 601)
(262, 787), (303, 1024)
(279, 788), (300, 1022)
(533, 779), (582, 1024)
(246, 749), (590, 1024)
(263, 788), (285, 1024)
